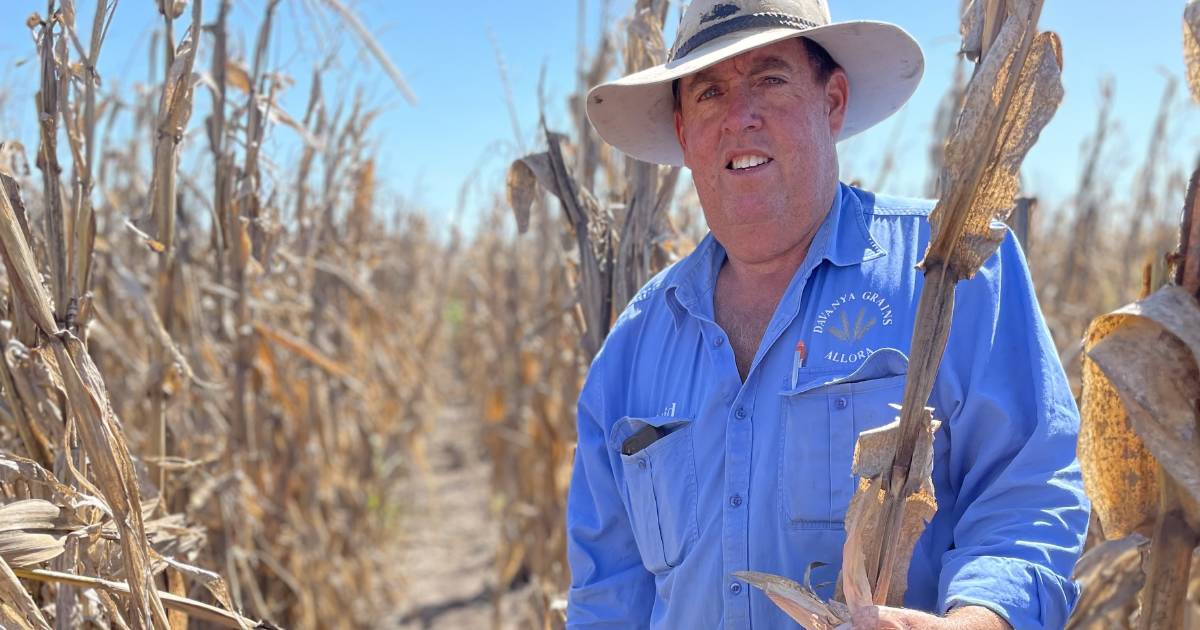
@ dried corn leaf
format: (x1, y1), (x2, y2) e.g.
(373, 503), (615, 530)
(736, 570), (848, 630)
(123, 218), (168, 253)
(0, 554), (49, 630)
(0, 530), (65, 567)
(851, 410), (939, 480)
(225, 59), (253, 94)
(842, 477), (882, 610)
(841, 415), (940, 607)
(318, 0), (418, 104)
(53, 339), (172, 628)
(1186, 1), (1200, 103)
(506, 158), (540, 234)
(12, 566), (260, 629)
(253, 322), (357, 383)
(932, 26), (1063, 279)
(0, 454), (96, 514)
(510, 130), (615, 359)
(1082, 286), (1200, 535)
(1065, 535), (1148, 629)
(0, 176), (60, 335)
(0, 499), (61, 532)
(625, 1), (669, 74)
(0, 603), (41, 630)
(960, 0), (985, 61)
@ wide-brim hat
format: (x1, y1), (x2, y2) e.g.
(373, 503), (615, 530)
(586, 0), (925, 167)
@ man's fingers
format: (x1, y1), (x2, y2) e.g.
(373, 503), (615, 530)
(849, 604), (883, 629)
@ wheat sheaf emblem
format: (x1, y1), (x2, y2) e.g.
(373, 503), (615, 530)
(828, 307), (877, 342)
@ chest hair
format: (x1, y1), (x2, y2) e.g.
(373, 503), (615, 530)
(714, 282), (780, 381)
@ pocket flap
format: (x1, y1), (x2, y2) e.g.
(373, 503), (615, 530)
(782, 347), (909, 395)
(607, 415), (693, 453)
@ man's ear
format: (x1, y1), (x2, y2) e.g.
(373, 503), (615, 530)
(825, 68), (849, 137)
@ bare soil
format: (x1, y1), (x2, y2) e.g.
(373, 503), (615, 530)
(389, 407), (538, 629)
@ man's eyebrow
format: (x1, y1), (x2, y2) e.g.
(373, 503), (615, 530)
(685, 68), (720, 93)
(684, 55), (796, 94)
(748, 56), (795, 75)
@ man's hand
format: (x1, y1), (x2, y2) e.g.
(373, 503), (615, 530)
(834, 604), (1011, 630)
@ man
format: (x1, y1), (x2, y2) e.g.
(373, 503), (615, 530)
(567, 1), (1089, 629)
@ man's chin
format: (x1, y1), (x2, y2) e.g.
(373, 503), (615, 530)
(712, 202), (785, 228)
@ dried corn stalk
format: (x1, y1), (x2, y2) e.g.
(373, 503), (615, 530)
(736, 568), (849, 630)
(1072, 4), (1200, 628)
(1065, 535), (1149, 629)
(745, 0), (1063, 622)
(1186, 0), (1200, 104)
(846, 0), (1060, 608)
(1078, 286), (1200, 630)
(1, 2), (430, 627)
(507, 0), (680, 362)
(497, 3), (685, 623)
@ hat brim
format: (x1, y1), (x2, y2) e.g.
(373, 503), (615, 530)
(585, 21), (924, 167)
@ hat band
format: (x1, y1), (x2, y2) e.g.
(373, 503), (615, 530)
(670, 12), (820, 62)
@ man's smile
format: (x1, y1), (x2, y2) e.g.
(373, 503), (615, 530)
(725, 151), (775, 173)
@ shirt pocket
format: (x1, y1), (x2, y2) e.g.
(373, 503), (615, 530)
(607, 415), (699, 574)
(779, 349), (908, 530)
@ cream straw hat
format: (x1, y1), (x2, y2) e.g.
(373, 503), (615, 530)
(586, 0), (925, 166)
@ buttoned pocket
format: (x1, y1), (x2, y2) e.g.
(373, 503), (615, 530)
(608, 415), (699, 574)
(779, 349), (908, 529)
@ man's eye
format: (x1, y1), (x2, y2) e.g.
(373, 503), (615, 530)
(698, 86), (720, 101)
(763, 76), (786, 85)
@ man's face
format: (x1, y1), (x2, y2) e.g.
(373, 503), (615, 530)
(674, 38), (848, 264)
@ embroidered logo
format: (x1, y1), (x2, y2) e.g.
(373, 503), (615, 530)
(812, 291), (897, 364)
(827, 307), (876, 342)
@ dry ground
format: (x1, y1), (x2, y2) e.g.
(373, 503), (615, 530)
(389, 404), (540, 629)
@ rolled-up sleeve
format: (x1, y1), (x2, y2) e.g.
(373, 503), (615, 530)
(932, 229), (1090, 630)
(566, 366), (654, 628)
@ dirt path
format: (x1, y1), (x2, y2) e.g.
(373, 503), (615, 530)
(389, 407), (536, 629)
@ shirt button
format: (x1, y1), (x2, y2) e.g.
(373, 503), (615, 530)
(729, 581), (742, 595)
(835, 397), (848, 410)
(713, 336), (725, 347)
(735, 407), (747, 420)
(730, 494), (743, 507)
(637, 459), (647, 470)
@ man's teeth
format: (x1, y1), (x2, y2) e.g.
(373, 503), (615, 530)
(730, 155), (770, 170)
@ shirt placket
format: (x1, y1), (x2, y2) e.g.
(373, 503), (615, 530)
(722, 360), (755, 628)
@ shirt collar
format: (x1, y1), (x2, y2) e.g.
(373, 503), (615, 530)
(664, 183), (887, 328)
(823, 184), (888, 267)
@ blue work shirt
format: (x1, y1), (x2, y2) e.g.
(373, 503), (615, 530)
(565, 183), (1089, 629)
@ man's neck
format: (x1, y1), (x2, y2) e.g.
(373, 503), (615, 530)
(714, 223), (823, 380)
(720, 220), (821, 305)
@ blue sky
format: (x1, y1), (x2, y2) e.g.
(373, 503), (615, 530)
(0, 1), (1195, 231)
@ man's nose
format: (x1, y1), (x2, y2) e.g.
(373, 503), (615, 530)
(721, 84), (762, 134)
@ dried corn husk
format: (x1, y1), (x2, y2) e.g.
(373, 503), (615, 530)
(1186, 0), (1200, 103)
(1081, 286), (1200, 536)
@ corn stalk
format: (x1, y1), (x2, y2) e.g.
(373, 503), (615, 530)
(1, 1), (427, 627)
(1071, 5), (1200, 629)
(741, 0), (1064, 623)
(858, 0), (1062, 606)
(0, 164), (172, 630)
(496, 1), (683, 623)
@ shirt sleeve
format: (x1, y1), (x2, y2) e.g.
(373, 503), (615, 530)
(931, 229), (1091, 630)
(566, 364), (655, 628)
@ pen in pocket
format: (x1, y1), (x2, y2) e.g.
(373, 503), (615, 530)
(790, 341), (807, 389)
